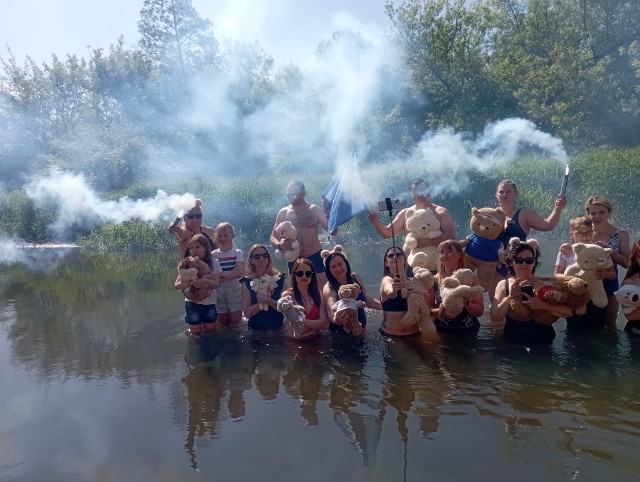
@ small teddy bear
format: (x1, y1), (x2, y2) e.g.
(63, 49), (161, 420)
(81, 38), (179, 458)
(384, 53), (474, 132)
(438, 268), (484, 318)
(400, 267), (435, 326)
(250, 274), (280, 310)
(277, 295), (306, 338)
(459, 207), (507, 291)
(564, 243), (613, 308)
(403, 208), (442, 271)
(333, 283), (366, 336)
(614, 285), (640, 315)
(274, 221), (300, 262)
(177, 256), (212, 302)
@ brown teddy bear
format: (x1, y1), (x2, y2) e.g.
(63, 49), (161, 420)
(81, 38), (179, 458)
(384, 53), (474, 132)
(509, 275), (590, 324)
(177, 256), (212, 302)
(459, 207), (507, 291)
(333, 283), (366, 336)
(438, 268), (484, 318)
(400, 267), (435, 326)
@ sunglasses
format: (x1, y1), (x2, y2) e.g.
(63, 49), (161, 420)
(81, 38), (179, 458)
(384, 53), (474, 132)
(295, 270), (314, 278)
(513, 257), (535, 265)
(186, 213), (202, 219)
(386, 252), (404, 259)
(251, 253), (269, 260)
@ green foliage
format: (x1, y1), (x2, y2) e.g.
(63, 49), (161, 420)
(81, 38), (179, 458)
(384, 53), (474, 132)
(0, 190), (56, 242)
(78, 221), (175, 251)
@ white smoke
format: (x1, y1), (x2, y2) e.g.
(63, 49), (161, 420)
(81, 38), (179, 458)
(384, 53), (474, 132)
(24, 168), (198, 238)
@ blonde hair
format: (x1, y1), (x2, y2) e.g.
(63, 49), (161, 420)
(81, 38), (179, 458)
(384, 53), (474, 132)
(585, 195), (613, 213)
(215, 222), (235, 244)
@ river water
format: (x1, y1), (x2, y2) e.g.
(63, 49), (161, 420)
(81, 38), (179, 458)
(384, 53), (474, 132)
(1, 244), (639, 481)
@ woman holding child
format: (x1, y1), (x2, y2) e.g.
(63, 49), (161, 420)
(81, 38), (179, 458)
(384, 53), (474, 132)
(322, 246), (381, 335)
(240, 245), (285, 330)
(491, 238), (572, 344)
(281, 257), (329, 339)
(427, 240), (485, 333)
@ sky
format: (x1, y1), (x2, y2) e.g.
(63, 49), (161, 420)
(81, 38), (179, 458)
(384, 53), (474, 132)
(0, 0), (391, 66)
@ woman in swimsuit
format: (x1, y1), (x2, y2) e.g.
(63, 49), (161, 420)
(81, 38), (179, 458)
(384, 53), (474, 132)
(322, 247), (381, 335)
(281, 257), (328, 339)
(427, 240), (485, 333)
(585, 195), (630, 325)
(379, 246), (423, 337)
(620, 240), (640, 336)
(491, 180), (567, 299)
(491, 237), (572, 344)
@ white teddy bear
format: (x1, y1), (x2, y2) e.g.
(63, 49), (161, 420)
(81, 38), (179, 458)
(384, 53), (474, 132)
(250, 274), (280, 310)
(564, 243), (613, 308)
(614, 285), (640, 315)
(274, 221), (300, 262)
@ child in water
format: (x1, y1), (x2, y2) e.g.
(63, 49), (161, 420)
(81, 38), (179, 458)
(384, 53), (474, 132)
(175, 234), (221, 335)
(554, 215), (593, 274)
(212, 222), (244, 324)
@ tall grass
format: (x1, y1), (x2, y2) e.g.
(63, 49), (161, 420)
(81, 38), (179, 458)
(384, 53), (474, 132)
(2, 148), (639, 249)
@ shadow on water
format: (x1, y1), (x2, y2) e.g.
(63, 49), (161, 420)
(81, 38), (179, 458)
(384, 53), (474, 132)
(2, 248), (640, 481)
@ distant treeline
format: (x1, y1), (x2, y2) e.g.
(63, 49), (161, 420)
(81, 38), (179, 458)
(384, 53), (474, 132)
(2, 149), (639, 249)
(1, 0), (639, 193)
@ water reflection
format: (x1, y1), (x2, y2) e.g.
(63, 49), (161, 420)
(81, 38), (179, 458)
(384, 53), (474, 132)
(2, 249), (640, 480)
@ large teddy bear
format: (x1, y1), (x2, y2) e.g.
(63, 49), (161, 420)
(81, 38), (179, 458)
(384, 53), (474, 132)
(177, 256), (212, 302)
(403, 208), (442, 270)
(459, 207), (506, 291)
(273, 221), (300, 262)
(250, 274), (280, 310)
(509, 275), (590, 324)
(400, 267), (435, 326)
(614, 285), (640, 315)
(333, 283), (366, 336)
(438, 268), (484, 318)
(564, 243), (613, 308)
(277, 295), (306, 338)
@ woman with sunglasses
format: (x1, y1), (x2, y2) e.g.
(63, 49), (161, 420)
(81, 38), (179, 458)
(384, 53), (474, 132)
(427, 240), (485, 333)
(168, 199), (217, 258)
(491, 237), (572, 344)
(322, 246), (381, 335)
(240, 245), (285, 330)
(380, 246), (424, 337)
(281, 258), (329, 339)
(620, 240), (640, 336)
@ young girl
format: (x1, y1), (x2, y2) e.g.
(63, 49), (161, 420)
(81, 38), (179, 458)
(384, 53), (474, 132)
(212, 223), (244, 324)
(175, 234), (221, 335)
(554, 215), (594, 274)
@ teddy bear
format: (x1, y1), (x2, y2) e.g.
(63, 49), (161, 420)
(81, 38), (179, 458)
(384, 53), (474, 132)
(400, 267), (435, 326)
(273, 221), (300, 262)
(509, 275), (590, 324)
(403, 208), (442, 270)
(277, 295), (306, 338)
(459, 207), (507, 291)
(438, 268), (484, 318)
(321, 244), (345, 260)
(614, 285), (640, 315)
(177, 256), (212, 302)
(333, 283), (366, 336)
(250, 274), (280, 310)
(564, 243), (613, 308)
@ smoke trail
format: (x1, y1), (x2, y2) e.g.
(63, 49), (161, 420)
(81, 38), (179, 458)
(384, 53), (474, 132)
(24, 168), (198, 239)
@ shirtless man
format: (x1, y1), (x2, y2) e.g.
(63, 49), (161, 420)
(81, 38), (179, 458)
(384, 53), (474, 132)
(367, 179), (455, 259)
(270, 181), (330, 287)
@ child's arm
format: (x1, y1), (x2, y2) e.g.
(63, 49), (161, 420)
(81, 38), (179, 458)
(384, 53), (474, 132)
(175, 275), (190, 291)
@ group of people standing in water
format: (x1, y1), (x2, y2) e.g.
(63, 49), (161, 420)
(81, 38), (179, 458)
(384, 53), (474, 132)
(168, 177), (639, 345)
